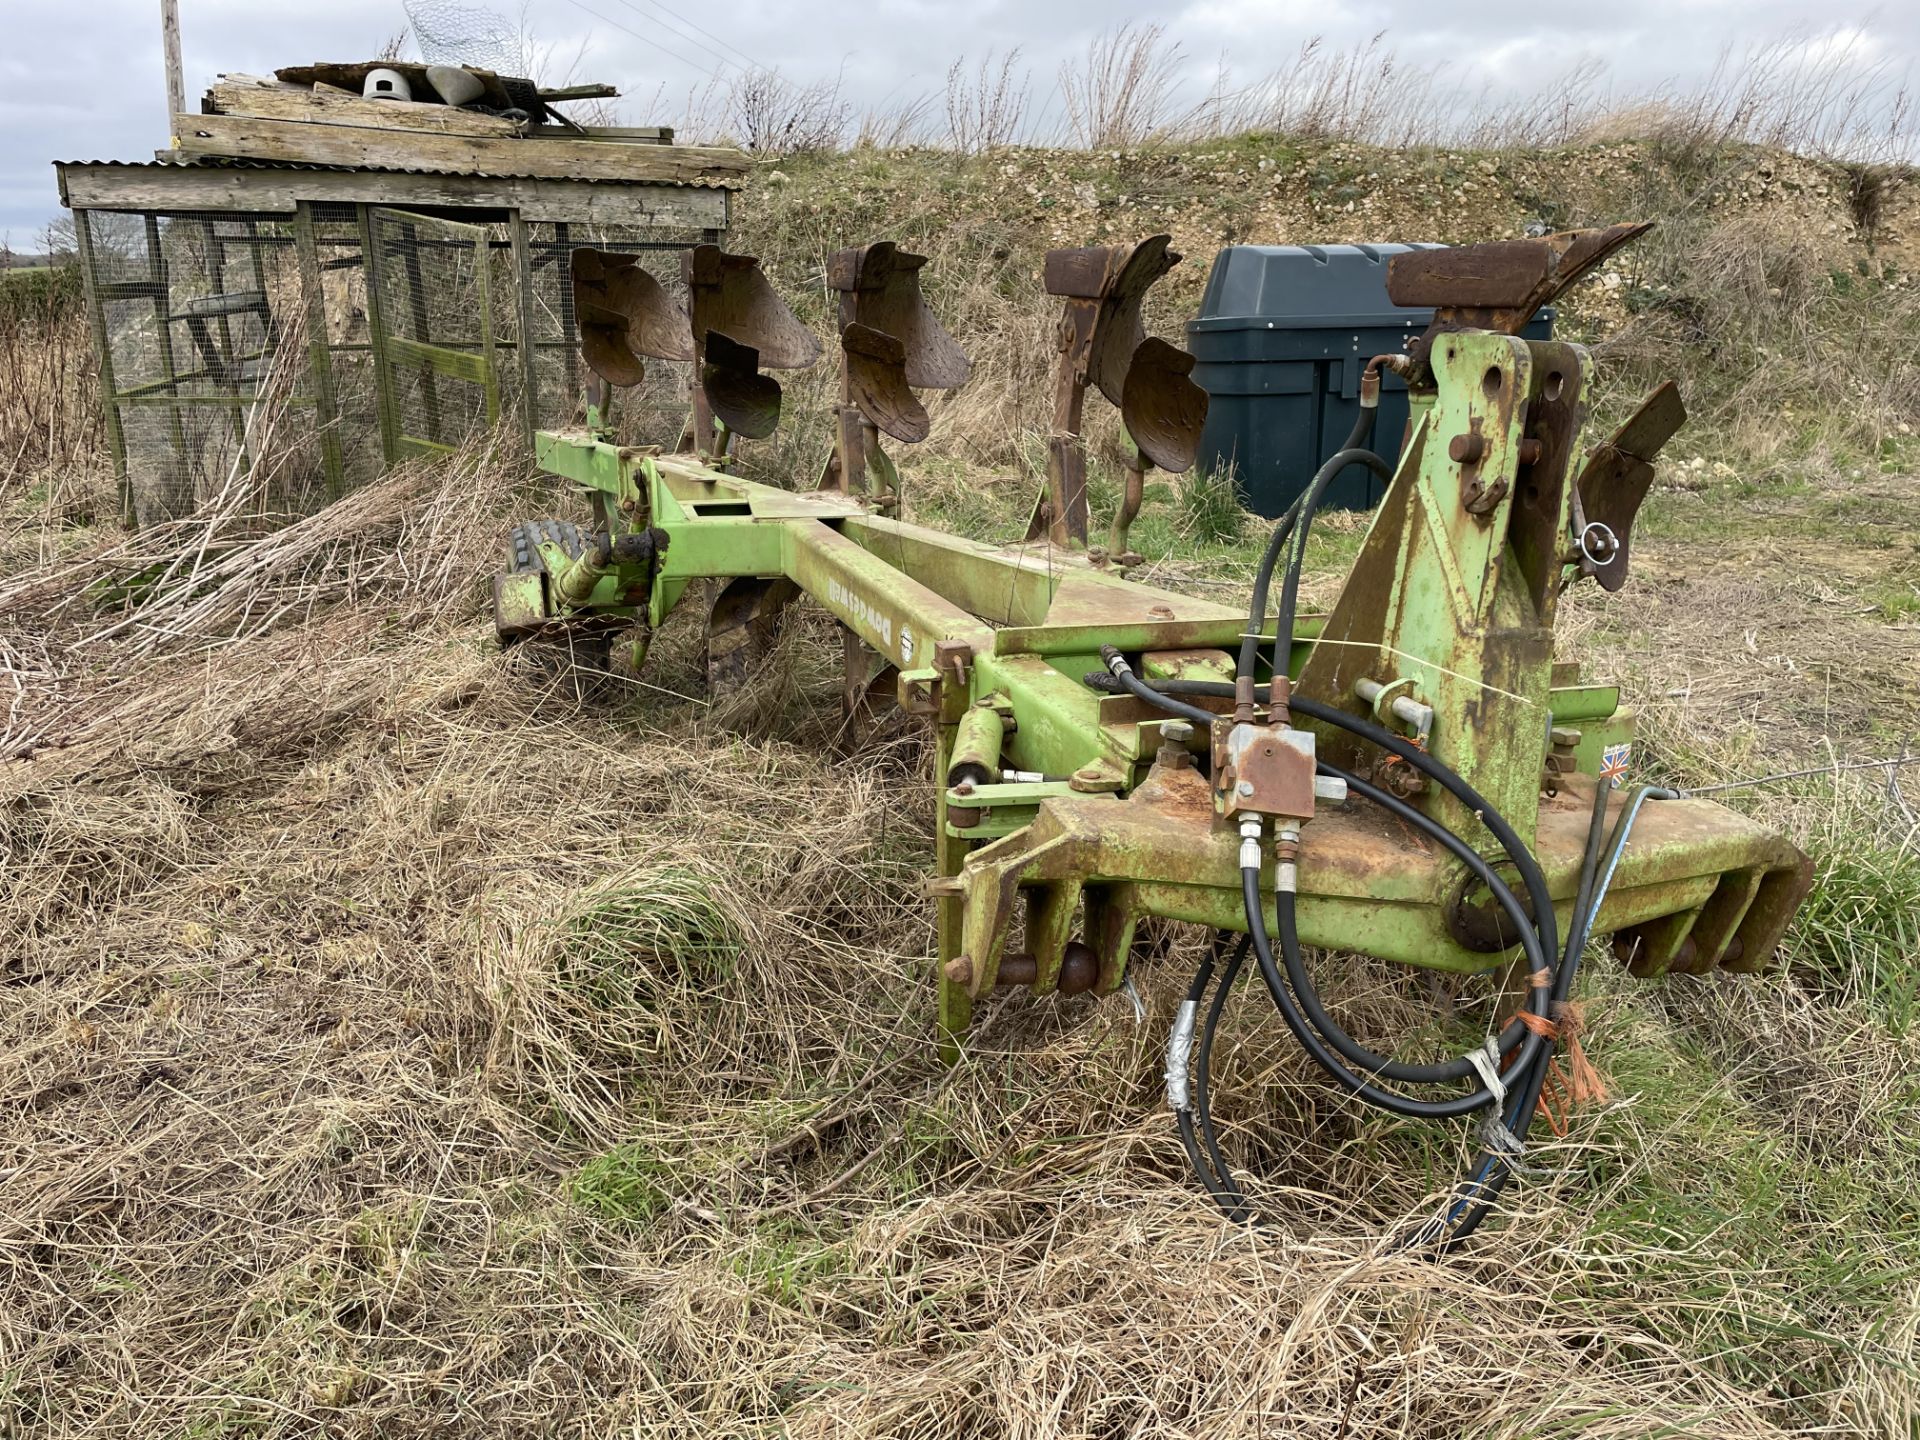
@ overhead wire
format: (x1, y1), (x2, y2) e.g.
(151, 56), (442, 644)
(597, 0), (767, 73)
(552, 0), (730, 84)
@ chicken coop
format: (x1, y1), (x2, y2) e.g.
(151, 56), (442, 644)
(56, 63), (746, 527)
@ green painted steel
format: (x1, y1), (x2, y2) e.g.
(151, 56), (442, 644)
(500, 318), (1809, 1041)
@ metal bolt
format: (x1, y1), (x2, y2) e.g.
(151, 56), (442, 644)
(943, 954), (975, 986)
(1162, 721), (1193, 744)
(1148, 603), (1175, 619)
(1237, 780), (1256, 797)
(1517, 438), (1543, 466)
(1448, 433), (1486, 465)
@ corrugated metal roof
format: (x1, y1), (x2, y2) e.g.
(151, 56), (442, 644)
(54, 155), (737, 189)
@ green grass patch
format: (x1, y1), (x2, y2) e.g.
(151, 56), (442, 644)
(729, 1219), (850, 1309)
(1789, 838), (1920, 1031)
(572, 1141), (674, 1227)
(1175, 464), (1245, 546)
(560, 865), (741, 1012)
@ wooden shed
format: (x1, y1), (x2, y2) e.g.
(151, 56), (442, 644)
(56, 70), (747, 526)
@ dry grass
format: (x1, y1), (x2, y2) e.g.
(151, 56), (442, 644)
(4, 430), (1916, 1434)
(0, 268), (100, 499)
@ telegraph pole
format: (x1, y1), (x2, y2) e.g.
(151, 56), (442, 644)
(161, 0), (185, 135)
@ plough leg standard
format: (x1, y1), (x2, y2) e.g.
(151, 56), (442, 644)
(495, 227), (1811, 1243)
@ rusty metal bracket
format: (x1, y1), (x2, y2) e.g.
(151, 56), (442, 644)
(1026, 235), (1207, 550)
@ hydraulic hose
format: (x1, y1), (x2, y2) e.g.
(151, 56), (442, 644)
(1289, 761), (1550, 1085)
(1241, 866), (1504, 1121)
(1431, 769), (1616, 1247)
(1241, 398), (1385, 688)
(1271, 447), (1390, 679)
(1100, 646), (1217, 728)
(1194, 936), (1252, 1215)
(1128, 390), (1616, 1247)
(1170, 938), (1254, 1223)
(1088, 666), (1558, 1088)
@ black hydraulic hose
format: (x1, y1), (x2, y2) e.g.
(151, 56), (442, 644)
(1099, 645), (1218, 728)
(1289, 694), (1560, 967)
(1436, 773), (1617, 1248)
(1086, 663), (1559, 1086)
(1239, 404), (1380, 684)
(1290, 762), (1550, 1084)
(1082, 675), (1559, 1082)
(1194, 936), (1253, 1219)
(1239, 495), (1303, 684)
(1172, 945), (1252, 1220)
(1241, 867), (1500, 1121)
(1088, 669), (1563, 981)
(1271, 446), (1391, 682)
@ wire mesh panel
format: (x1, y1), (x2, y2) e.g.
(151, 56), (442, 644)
(306, 203), (386, 489)
(367, 208), (502, 457)
(70, 185), (725, 528)
(76, 208), (340, 526)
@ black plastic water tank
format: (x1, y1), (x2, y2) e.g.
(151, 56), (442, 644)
(1186, 243), (1553, 516)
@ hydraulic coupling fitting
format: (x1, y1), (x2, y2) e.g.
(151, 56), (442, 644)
(1238, 815), (1266, 871)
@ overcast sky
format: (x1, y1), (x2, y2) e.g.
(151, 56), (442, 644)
(3, 0), (1914, 245)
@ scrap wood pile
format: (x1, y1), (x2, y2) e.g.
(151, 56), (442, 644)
(170, 63), (750, 186)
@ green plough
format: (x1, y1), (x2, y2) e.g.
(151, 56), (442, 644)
(494, 227), (1811, 1243)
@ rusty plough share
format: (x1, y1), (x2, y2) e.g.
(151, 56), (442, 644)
(495, 224), (1811, 1243)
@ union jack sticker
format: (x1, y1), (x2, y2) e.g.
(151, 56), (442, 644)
(1599, 742), (1632, 790)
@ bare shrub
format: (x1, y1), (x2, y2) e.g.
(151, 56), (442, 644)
(945, 50), (1030, 154)
(696, 65), (852, 155)
(1192, 33), (1434, 148)
(1579, 30), (1913, 165)
(854, 91), (935, 150)
(1058, 23), (1185, 148)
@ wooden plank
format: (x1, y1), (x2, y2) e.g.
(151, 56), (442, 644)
(205, 74), (528, 139)
(385, 334), (494, 386)
(58, 163), (731, 229)
(170, 114), (749, 186)
(292, 201), (346, 496)
(276, 61), (518, 111)
(142, 213), (191, 481)
(508, 211), (540, 445)
(162, 0), (185, 134)
(358, 208), (400, 465)
(536, 83), (619, 101)
(539, 125), (677, 146)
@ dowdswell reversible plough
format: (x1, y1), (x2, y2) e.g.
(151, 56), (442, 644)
(493, 224), (1812, 1242)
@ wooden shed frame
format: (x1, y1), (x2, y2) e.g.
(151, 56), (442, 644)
(56, 158), (732, 525)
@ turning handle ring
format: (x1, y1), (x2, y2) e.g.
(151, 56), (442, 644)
(1578, 520), (1619, 567)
